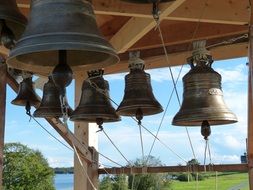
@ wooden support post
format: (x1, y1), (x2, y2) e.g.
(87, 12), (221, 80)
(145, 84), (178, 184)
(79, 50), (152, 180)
(0, 63), (6, 188)
(248, 24), (253, 190)
(74, 73), (99, 190)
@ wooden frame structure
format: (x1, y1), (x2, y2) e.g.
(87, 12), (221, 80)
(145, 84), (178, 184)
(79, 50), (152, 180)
(0, 0), (253, 189)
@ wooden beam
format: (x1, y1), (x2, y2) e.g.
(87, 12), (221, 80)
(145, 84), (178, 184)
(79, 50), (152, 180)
(109, 0), (187, 53)
(5, 72), (93, 164)
(248, 21), (253, 190)
(132, 21), (248, 50)
(0, 63), (7, 189)
(17, 0), (249, 25)
(74, 73), (99, 190)
(98, 164), (248, 175)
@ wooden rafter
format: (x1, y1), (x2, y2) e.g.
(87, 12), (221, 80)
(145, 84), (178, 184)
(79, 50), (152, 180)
(109, 0), (187, 53)
(98, 164), (248, 175)
(17, 0), (249, 25)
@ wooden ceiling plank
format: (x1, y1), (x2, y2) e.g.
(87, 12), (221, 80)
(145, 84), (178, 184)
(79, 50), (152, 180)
(17, 0), (248, 25)
(109, 0), (187, 53)
(132, 21), (248, 50)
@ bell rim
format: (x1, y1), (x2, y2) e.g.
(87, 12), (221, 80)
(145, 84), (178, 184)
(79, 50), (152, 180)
(69, 115), (121, 123)
(7, 33), (120, 72)
(116, 105), (163, 116)
(172, 119), (238, 126)
(11, 99), (40, 107)
(33, 106), (73, 118)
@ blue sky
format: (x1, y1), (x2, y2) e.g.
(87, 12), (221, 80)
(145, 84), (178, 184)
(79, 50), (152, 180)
(5, 57), (248, 167)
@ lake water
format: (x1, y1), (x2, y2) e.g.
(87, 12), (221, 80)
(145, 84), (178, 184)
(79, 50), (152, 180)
(54, 174), (74, 190)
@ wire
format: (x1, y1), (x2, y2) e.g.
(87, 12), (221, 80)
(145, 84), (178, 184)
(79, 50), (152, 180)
(138, 120), (187, 163)
(146, 64), (184, 163)
(203, 140), (208, 172)
(138, 123), (145, 164)
(30, 115), (73, 151)
(86, 77), (187, 164)
(157, 19), (198, 161)
(102, 129), (132, 166)
(98, 152), (124, 167)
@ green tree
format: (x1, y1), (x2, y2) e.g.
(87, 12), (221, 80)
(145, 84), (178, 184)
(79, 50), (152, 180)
(128, 156), (167, 190)
(99, 175), (128, 190)
(100, 176), (113, 190)
(3, 142), (55, 190)
(112, 175), (128, 190)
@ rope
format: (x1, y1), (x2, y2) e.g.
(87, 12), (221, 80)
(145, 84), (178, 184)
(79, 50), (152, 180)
(138, 123), (145, 164)
(102, 129), (132, 166)
(203, 140), (208, 172)
(73, 143), (98, 190)
(28, 114), (73, 152)
(146, 64), (184, 163)
(98, 152), (123, 167)
(138, 120), (187, 164)
(215, 171), (218, 190)
(154, 17), (199, 162)
(86, 75), (187, 164)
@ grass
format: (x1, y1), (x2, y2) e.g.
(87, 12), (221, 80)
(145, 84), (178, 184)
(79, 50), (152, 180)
(162, 172), (249, 190)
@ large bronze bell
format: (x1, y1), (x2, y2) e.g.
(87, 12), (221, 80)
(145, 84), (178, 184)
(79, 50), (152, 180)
(117, 52), (163, 123)
(11, 76), (40, 107)
(70, 70), (120, 126)
(0, 0), (27, 41)
(33, 76), (72, 118)
(7, 0), (119, 74)
(172, 47), (237, 126)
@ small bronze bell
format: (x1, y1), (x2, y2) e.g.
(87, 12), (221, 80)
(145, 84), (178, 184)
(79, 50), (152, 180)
(172, 41), (237, 126)
(11, 76), (40, 107)
(7, 0), (119, 74)
(117, 52), (163, 123)
(70, 70), (120, 127)
(33, 76), (72, 118)
(0, 0), (27, 42)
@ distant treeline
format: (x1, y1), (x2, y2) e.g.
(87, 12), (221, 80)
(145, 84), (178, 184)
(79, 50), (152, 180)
(54, 167), (74, 174)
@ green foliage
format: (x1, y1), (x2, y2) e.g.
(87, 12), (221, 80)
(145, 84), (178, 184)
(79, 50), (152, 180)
(3, 142), (55, 190)
(128, 156), (168, 190)
(99, 175), (128, 190)
(177, 173), (193, 182)
(113, 175), (128, 190)
(100, 176), (113, 190)
(187, 159), (200, 166)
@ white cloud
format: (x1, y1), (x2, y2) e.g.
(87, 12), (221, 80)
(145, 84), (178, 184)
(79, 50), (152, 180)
(47, 157), (73, 167)
(216, 63), (247, 83)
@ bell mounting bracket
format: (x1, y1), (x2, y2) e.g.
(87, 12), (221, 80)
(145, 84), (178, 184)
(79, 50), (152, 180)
(128, 51), (145, 71)
(187, 40), (214, 68)
(87, 69), (104, 78)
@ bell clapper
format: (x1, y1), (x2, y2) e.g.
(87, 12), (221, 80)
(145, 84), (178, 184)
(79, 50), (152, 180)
(52, 50), (73, 124)
(201, 120), (211, 140)
(96, 118), (104, 133)
(52, 50), (73, 95)
(201, 120), (211, 172)
(152, 1), (160, 21)
(136, 108), (144, 125)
